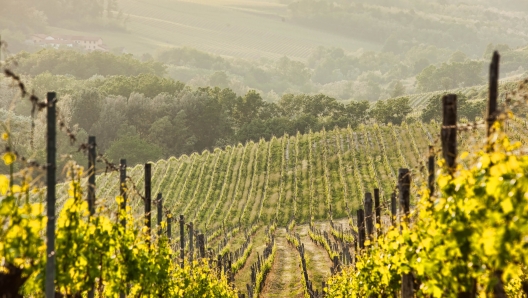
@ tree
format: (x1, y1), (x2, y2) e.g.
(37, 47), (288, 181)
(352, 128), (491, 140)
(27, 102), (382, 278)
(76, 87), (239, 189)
(209, 71), (229, 88)
(100, 73), (184, 98)
(440, 77), (453, 90)
(421, 93), (486, 123)
(278, 94), (306, 118)
(105, 127), (164, 165)
(449, 51), (468, 63)
(233, 90), (265, 127)
(416, 61), (484, 92)
(483, 43), (511, 59)
(370, 97), (412, 125)
(71, 88), (103, 133)
(390, 81), (406, 98)
(11, 49), (166, 79)
(303, 94), (344, 118)
(276, 56), (311, 86)
(413, 58), (430, 75)
(179, 89), (232, 151)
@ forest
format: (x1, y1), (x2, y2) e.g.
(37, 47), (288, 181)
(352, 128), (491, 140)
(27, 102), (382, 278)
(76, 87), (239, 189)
(0, 48), (492, 169)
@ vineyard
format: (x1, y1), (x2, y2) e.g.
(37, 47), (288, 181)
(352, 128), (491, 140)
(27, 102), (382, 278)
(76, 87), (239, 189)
(81, 117), (526, 227)
(3, 52), (528, 297)
(47, 96), (527, 296)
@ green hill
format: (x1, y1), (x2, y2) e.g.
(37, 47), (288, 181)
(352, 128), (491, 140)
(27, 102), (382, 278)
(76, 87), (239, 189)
(59, 117), (528, 233)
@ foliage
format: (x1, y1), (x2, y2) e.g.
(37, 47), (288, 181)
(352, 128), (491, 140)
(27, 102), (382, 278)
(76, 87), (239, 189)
(156, 47), (229, 70)
(9, 49), (166, 79)
(390, 81), (406, 98)
(326, 122), (528, 297)
(105, 127), (165, 165)
(99, 73), (184, 98)
(231, 243), (253, 274)
(369, 96), (412, 125)
(416, 60), (484, 92)
(421, 93), (486, 123)
(0, 162), (237, 296)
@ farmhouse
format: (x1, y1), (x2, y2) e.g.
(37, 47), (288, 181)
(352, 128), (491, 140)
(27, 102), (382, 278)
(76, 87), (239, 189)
(30, 34), (108, 51)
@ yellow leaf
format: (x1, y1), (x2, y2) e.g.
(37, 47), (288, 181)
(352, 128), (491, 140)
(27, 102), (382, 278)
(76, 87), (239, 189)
(1, 133), (8, 140)
(2, 152), (16, 165)
(11, 185), (21, 193)
(501, 198), (514, 214)
(460, 151), (469, 160)
(482, 228), (497, 255)
(0, 175), (8, 195)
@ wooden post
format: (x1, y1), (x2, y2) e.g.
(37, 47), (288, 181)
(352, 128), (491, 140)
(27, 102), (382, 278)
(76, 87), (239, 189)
(488, 51), (506, 298)
(189, 222), (194, 265)
(333, 255), (340, 273)
(45, 92), (57, 298)
(199, 234), (206, 259)
(119, 159), (127, 228)
(428, 146), (435, 196)
(218, 254), (222, 276)
(441, 94), (457, 170)
(157, 193), (162, 236)
(374, 188), (381, 233)
(399, 168), (413, 298)
(488, 51), (500, 136)
(364, 193), (374, 239)
(180, 215), (185, 268)
(356, 209), (365, 250)
(398, 169), (411, 219)
(145, 163), (152, 239)
(167, 212), (172, 239)
(391, 192), (397, 226)
(87, 136), (96, 216)
(87, 136), (95, 298)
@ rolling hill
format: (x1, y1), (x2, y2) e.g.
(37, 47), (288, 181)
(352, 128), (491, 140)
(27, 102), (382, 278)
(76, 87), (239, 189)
(56, 115), (528, 232)
(50, 0), (378, 60)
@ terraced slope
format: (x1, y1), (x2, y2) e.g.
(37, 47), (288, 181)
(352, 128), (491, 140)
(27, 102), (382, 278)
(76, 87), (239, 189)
(83, 117), (528, 233)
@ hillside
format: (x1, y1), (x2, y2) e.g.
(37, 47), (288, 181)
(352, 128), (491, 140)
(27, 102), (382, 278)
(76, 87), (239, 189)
(48, 0), (377, 60)
(403, 77), (525, 111)
(50, 115), (528, 296)
(59, 117), (527, 232)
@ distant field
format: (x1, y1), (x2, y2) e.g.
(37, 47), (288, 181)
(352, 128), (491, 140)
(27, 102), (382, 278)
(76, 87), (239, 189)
(52, 0), (379, 60)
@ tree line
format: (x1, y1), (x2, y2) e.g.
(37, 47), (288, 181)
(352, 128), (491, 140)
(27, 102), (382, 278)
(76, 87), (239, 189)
(25, 75), (484, 166)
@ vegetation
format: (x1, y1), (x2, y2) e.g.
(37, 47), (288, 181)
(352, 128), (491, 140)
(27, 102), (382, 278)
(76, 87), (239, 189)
(288, 0), (528, 54)
(0, 161), (236, 297)
(2, 48), (503, 170)
(326, 121), (528, 297)
(8, 49), (166, 79)
(2, 1), (528, 295)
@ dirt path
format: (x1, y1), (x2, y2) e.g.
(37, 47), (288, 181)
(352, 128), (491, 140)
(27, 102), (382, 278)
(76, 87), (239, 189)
(297, 225), (332, 291)
(234, 226), (268, 290)
(261, 228), (304, 298)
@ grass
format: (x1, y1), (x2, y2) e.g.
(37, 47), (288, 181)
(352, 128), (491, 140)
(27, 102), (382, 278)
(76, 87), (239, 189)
(49, 0), (378, 60)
